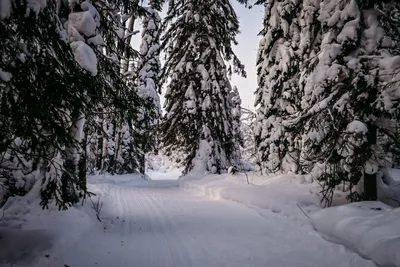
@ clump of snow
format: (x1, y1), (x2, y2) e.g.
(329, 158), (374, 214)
(346, 120), (368, 133)
(87, 34), (104, 46)
(0, 0), (11, 20)
(80, 1), (100, 27)
(310, 201), (400, 267)
(25, 0), (47, 17)
(0, 69), (12, 82)
(68, 11), (96, 37)
(70, 41), (98, 75)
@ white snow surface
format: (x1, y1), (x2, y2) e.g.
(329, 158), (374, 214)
(0, 171), (376, 267)
(311, 201), (400, 267)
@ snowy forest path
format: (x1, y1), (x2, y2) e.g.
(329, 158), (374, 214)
(52, 177), (374, 267)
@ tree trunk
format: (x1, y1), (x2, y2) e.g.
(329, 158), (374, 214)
(364, 123), (377, 200)
(139, 153), (145, 174)
(121, 16), (136, 73)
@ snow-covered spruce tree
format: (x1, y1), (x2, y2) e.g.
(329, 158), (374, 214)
(135, 0), (162, 174)
(160, 0), (246, 174)
(241, 108), (257, 165)
(0, 0), (104, 208)
(298, 0), (400, 202)
(251, 0), (400, 202)
(229, 86), (243, 170)
(57, 0), (103, 205)
(81, 0), (145, 175)
(371, 1), (400, 170)
(0, 0), (147, 208)
(254, 0), (303, 174)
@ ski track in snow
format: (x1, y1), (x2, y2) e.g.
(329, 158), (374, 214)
(56, 180), (374, 266)
(8, 175), (376, 267)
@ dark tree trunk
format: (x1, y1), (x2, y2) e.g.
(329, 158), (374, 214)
(139, 153), (145, 174)
(364, 123), (377, 200)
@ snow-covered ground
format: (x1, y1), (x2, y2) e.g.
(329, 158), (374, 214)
(311, 201), (400, 267)
(0, 171), (379, 267)
(179, 172), (324, 222)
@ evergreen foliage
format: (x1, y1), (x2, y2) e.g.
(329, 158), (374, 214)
(135, 1), (162, 173)
(254, 0), (400, 203)
(160, 0), (246, 174)
(254, 0), (303, 174)
(0, 0), (146, 208)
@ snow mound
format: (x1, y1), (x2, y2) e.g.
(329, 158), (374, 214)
(0, 181), (96, 266)
(310, 201), (400, 267)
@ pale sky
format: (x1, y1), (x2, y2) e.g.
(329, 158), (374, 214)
(231, 2), (264, 110)
(133, 2), (265, 111)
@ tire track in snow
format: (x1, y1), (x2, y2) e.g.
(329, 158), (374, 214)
(54, 180), (376, 267)
(143, 191), (188, 267)
(128, 188), (188, 267)
(146, 192), (219, 267)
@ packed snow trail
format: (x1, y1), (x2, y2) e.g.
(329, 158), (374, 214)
(37, 175), (374, 267)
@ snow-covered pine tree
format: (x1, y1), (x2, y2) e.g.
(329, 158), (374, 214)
(135, 0), (162, 174)
(160, 0), (246, 174)
(241, 107), (257, 166)
(255, 0), (303, 174)
(229, 86), (243, 170)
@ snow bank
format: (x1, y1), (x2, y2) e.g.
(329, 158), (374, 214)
(310, 201), (400, 267)
(179, 172), (323, 222)
(0, 181), (97, 266)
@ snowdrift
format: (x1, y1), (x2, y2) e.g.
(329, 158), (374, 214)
(0, 173), (158, 266)
(0, 181), (96, 266)
(310, 202), (400, 267)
